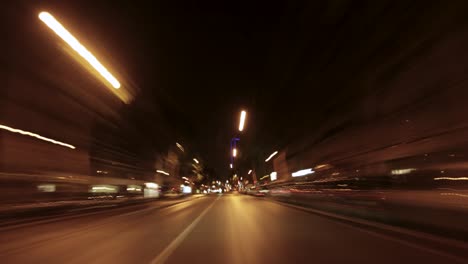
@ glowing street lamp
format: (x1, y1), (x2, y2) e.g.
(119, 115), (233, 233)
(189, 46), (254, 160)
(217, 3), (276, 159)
(238, 110), (246, 132)
(232, 148), (237, 157)
(38, 12), (121, 89)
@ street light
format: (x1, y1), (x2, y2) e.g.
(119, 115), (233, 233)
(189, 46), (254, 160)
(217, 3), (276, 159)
(265, 151), (278, 162)
(38, 12), (121, 89)
(238, 110), (246, 132)
(232, 148), (237, 157)
(230, 163), (233, 169)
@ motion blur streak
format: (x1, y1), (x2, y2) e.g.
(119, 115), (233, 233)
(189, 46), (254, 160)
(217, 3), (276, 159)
(314, 164), (329, 170)
(391, 168), (417, 175)
(265, 151), (278, 162)
(434, 177), (468, 181)
(38, 12), (121, 89)
(156, 170), (169, 175)
(0, 124), (75, 149)
(238, 110), (246, 131)
(292, 168), (314, 177)
(175, 143), (184, 152)
(4, 1), (468, 263)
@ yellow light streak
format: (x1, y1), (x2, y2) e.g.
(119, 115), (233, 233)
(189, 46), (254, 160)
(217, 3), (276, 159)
(39, 12), (121, 89)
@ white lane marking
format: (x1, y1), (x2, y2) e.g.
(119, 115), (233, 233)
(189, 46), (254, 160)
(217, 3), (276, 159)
(150, 195), (220, 264)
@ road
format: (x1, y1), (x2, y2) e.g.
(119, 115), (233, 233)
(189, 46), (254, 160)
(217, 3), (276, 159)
(0, 193), (463, 264)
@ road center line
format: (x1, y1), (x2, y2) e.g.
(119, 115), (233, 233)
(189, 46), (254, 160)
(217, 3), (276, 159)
(150, 195), (220, 264)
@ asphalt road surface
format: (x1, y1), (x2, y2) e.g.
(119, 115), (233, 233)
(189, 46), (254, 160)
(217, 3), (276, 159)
(0, 193), (462, 264)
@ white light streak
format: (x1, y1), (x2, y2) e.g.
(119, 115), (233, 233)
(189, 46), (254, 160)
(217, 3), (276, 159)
(248, 169), (252, 175)
(232, 148), (237, 157)
(238, 110), (246, 131)
(38, 12), (121, 89)
(265, 151), (278, 162)
(434, 177), (468, 181)
(176, 142), (184, 152)
(292, 168), (315, 177)
(90, 185), (117, 193)
(230, 163), (233, 169)
(0, 124), (75, 149)
(391, 168), (416, 175)
(92, 186), (112, 191)
(193, 158), (199, 164)
(156, 170), (169, 175)
(441, 192), (468, 198)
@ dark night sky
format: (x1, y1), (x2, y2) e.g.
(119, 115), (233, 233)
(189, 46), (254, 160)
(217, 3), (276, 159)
(7, 0), (468, 178)
(28, 0), (292, 177)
